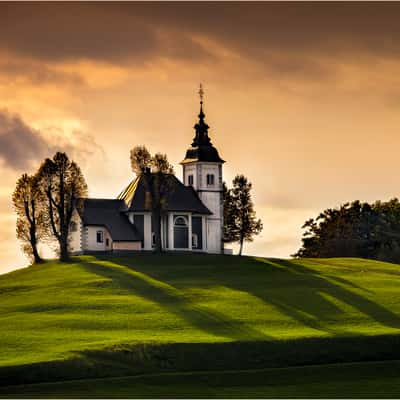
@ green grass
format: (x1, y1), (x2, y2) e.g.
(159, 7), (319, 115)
(0, 254), (400, 396)
(1, 360), (400, 398)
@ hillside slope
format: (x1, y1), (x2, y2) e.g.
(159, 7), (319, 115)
(2, 360), (400, 398)
(1, 254), (399, 372)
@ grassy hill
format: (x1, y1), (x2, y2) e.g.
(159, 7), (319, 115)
(0, 254), (400, 397)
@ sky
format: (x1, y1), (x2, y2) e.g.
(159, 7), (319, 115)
(2, 1), (400, 273)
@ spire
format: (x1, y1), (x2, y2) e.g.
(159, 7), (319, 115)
(199, 83), (204, 104)
(199, 83), (204, 118)
(192, 83), (211, 146)
(181, 84), (225, 164)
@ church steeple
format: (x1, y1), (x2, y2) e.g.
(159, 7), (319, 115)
(192, 84), (211, 146)
(181, 84), (225, 254)
(182, 84), (224, 164)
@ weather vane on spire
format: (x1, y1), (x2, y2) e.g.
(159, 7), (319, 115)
(199, 83), (204, 104)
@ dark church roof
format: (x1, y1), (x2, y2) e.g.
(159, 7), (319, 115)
(118, 174), (212, 215)
(75, 198), (141, 241)
(181, 102), (225, 164)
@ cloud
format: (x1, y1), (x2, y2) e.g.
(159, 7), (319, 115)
(0, 3), (213, 65)
(0, 110), (103, 171)
(0, 60), (84, 86)
(0, 110), (50, 170)
(0, 2), (399, 70)
(141, 2), (400, 60)
(0, 3), (399, 89)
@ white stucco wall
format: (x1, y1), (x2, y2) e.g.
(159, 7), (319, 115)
(113, 241), (141, 251)
(85, 226), (112, 252)
(183, 164), (197, 188)
(68, 209), (82, 253)
(183, 162), (223, 254)
(143, 213), (152, 250)
(183, 162), (221, 192)
(184, 162), (222, 217)
(182, 161), (224, 254)
(200, 191), (223, 220)
(206, 218), (222, 254)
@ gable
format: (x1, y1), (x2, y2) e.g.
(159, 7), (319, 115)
(118, 174), (212, 215)
(75, 198), (141, 242)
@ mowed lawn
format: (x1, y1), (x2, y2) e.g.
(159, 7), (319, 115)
(0, 254), (400, 369)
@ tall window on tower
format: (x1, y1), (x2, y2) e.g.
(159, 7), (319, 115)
(188, 175), (194, 186)
(206, 174), (215, 186)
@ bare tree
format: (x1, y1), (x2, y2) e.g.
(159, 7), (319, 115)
(12, 173), (44, 264)
(38, 152), (87, 261)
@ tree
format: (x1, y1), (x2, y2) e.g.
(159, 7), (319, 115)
(130, 146), (174, 253)
(294, 198), (400, 263)
(224, 175), (263, 255)
(223, 182), (239, 243)
(12, 173), (45, 264)
(130, 146), (152, 175)
(38, 152), (87, 261)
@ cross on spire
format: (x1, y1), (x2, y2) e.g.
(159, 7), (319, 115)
(182, 84), (224, 163)
(192, 83), (210, 147)
(199, 83), (204, 104)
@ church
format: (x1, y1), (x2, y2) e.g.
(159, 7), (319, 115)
(69, 90), (226, 254)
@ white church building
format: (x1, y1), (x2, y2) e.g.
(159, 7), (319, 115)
(69, 93), (225, 254)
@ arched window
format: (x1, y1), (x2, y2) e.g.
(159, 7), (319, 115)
(174, 216), (188, 227)
(206, 174), (215, 185)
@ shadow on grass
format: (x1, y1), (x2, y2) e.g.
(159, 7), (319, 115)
(260, 258), (400, 331)
(307, 258), (400, 278)
(94, 254), (400, 336)
(80, 260), (269, 341)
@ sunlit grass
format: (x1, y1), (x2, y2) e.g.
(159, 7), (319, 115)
(0, 254), (399, 368)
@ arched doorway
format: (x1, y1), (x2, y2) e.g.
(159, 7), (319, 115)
(173, 215), (189, 249)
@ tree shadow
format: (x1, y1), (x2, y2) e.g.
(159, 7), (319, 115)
(80, 259), (268, 342)
(249, 258), (400, 331)
(292, 259), (374, 294)
(100, 255), (400, 336)
(307, 258), (400, 279)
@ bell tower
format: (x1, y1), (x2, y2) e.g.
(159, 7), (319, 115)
(181, 85), (225, 253)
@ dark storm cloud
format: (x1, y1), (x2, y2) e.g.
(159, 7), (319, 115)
(0, 2), (213, 63)
(0, 110), (102, 171)
(136, 2), (400, 59)
(0, 2), (400, 66)
(0, 110), (50, 170)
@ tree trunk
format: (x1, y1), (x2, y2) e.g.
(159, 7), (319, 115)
(32, 244), (43, 264)
(29, 204), (43, 264)
(153, 208), (163, 253)
(58, 170), (70, 262)
(239, 237), (244, 256)
(30, 227), (43, 263)
(59, 237), (70, 262)
(30, 230), (43, 264)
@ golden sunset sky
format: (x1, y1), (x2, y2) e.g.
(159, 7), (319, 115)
(1, 2), (400, 273)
